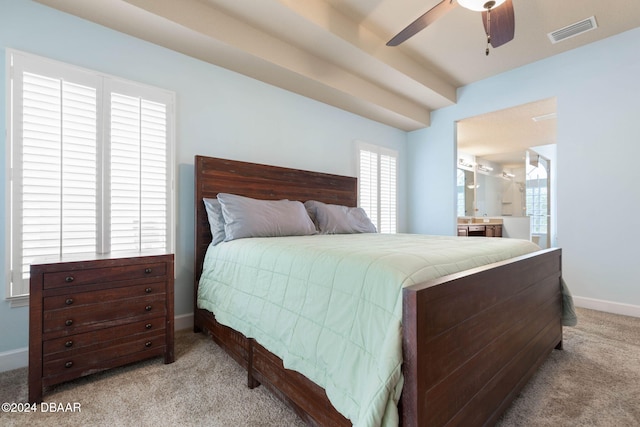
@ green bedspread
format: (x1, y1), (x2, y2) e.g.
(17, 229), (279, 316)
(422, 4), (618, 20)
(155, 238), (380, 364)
(197, 233), (568, 426)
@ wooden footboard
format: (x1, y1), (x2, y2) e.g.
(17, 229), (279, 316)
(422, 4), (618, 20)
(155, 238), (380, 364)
(402, 247), (562, 426)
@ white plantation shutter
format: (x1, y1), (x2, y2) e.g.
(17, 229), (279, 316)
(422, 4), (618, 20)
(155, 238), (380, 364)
(15, 71), (99, 292)
(357, 142), (397, 233)
(21, 73), (98, 267)
(110, 94), (168, 252)
(7, 51), (174, 299)
(359, 149), (378, 227)
(379, 153), (397, 233)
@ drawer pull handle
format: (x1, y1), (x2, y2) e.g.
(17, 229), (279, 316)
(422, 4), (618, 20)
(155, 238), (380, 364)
(65, 298), (74, 305)
(145, 287), (152, 294)
(145, 305), (152, 312)
(65, 319), (73, 326)
(65, 361), (73, 368)
(65, 340), (73, 348)
(144, 268), (152, 274)
(145, 323), (152, 329)
(65, 276), (74, 283)
(145, 341), (152, 348)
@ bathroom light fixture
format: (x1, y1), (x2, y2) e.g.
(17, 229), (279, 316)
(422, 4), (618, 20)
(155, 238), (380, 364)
(458, 0), (506, 12)
(502, 171), (515, 179)
(477, 164), (493, 172)
(458, 159), (474, 169)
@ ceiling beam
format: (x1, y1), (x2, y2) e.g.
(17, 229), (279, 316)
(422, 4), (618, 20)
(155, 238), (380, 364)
(275, 0), (457, 109)
(36, 0), (436, 130)
(125, 0), (432, 127)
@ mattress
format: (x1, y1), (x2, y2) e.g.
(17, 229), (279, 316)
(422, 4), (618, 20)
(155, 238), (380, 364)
(197, 233), (547, 426)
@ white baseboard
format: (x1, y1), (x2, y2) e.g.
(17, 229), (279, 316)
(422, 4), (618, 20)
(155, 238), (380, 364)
(174, 312), (194, 331)
(0, 313), (196, 373)
(573, 296), (640, 318)
(0, 347), (29, 373)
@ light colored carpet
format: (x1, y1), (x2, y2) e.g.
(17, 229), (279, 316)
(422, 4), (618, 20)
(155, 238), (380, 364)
(496, 307), (640, 427)
(1, 307), (638, 426)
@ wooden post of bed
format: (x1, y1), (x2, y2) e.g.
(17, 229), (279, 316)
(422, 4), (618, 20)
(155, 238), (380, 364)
(401, 247), (563, 426)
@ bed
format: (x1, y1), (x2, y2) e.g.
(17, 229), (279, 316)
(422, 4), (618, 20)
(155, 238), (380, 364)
(193, 155), (570, 426)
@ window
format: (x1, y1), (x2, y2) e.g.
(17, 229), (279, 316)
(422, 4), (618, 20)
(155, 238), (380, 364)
(456, 169), (466, 217)
(526, 160), (549, 235)
(357, 142), (397, 233)
(6, 50), (175, 300)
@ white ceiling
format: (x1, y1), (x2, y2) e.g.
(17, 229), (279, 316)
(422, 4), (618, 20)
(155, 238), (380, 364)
(457, 97), (557, 166)
(35, 0), (640, 144)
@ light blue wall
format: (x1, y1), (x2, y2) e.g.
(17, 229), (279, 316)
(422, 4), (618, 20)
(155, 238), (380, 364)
(408, 27), (640, 309)
(0, 0), (407, 353)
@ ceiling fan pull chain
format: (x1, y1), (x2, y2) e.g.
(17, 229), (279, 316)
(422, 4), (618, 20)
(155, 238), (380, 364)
(486, 7), (491, 56)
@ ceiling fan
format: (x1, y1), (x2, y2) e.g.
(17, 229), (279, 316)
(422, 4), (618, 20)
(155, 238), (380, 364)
(387, 0), (515, 55)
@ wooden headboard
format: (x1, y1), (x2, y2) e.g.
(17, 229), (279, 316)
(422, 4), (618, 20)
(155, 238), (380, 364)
(194, 155), (357, 286)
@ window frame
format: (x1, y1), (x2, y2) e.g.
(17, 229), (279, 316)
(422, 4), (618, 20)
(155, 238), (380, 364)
(5, 49), (176, 304)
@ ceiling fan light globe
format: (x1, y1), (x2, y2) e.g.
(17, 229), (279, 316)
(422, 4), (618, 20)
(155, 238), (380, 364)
(458, 0), (506, 12)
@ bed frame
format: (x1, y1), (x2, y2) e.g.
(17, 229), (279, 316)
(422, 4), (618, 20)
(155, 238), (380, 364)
(193, 155), (563, 426)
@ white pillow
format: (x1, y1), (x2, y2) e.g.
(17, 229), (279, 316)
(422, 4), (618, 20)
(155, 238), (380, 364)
(217, 193), (317, 241)
(304, 200), (377, 234)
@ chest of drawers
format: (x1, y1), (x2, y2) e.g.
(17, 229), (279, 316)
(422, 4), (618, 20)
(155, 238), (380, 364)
(28, 253), (174, 403)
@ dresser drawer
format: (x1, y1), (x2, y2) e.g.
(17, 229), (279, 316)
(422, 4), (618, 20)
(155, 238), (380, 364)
(43, 261), (167, 289)
(43, 282), (165, 311)
(43, 331), (166, 378)
(43, 317), (166, 358)
(43, 293), (166, 338)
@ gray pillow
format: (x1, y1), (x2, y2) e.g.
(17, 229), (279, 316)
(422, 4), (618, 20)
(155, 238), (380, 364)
(217, 193), (317, 241)
(304, 200), (377, 234)
(203, 198), (226, 246)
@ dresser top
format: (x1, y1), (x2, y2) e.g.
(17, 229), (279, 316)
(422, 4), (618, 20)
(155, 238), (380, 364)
(32, 250), (173, 267)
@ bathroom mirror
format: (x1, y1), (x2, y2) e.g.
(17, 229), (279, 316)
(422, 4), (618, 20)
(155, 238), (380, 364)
(456, 168), (474, 216)
(458, 156), (527, 218)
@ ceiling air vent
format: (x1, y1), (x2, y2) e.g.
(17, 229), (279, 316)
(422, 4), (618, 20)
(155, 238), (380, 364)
(548, 16), (598, 44)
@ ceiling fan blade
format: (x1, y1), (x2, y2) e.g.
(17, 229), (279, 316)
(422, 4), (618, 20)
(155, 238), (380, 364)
(482, 0), (515, 48)
(387, 0), (457, 46)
